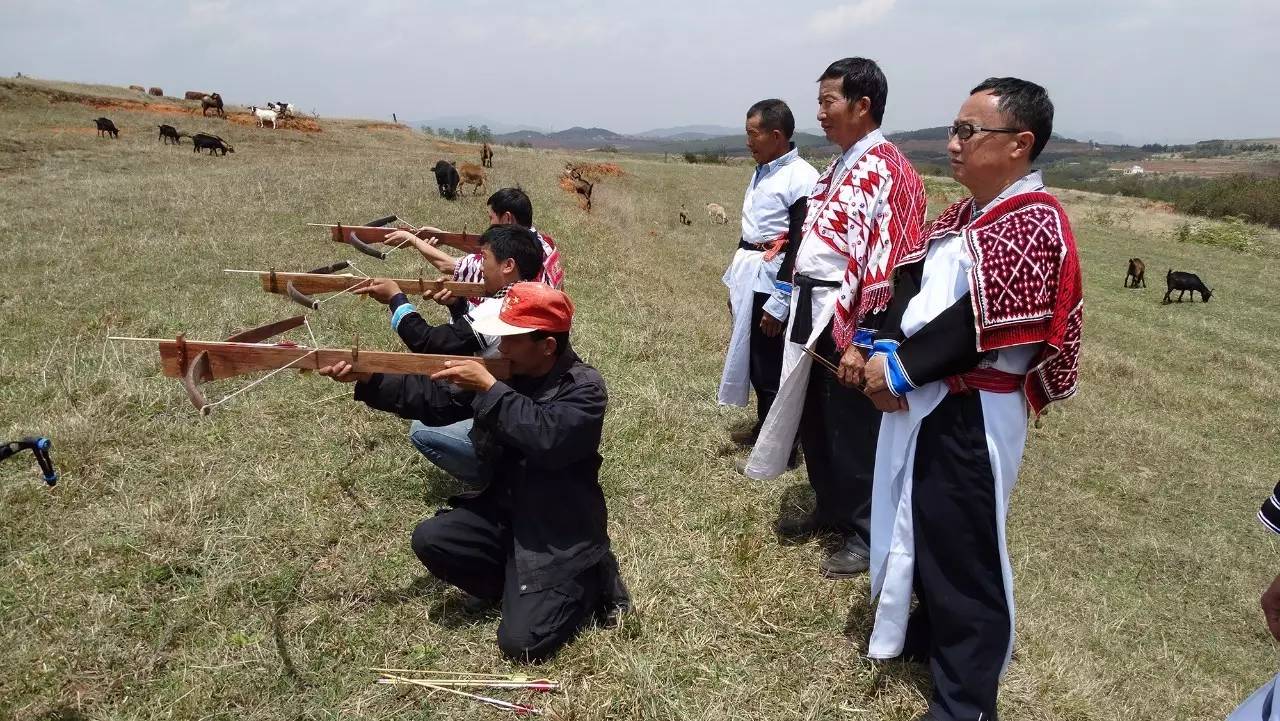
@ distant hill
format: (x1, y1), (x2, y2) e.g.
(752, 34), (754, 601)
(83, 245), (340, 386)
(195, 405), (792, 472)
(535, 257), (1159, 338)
(408, 116), (548, 135)
(635, 124), (741, 140)
(489, 121), (1147, 166)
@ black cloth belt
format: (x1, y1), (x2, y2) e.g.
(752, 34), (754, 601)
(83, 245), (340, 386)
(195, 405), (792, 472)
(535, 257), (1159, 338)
(738, 238), (768, 252)
(790, 274), (841, 344)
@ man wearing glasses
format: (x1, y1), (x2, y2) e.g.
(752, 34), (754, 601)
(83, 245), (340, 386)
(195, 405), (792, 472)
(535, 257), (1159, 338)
(861, 78), (1084, 721)
(742, 57), (926, 580)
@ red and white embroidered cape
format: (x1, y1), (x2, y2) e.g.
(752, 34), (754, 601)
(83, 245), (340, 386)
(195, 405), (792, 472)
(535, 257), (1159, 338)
(803, 142), (927, 349)
(905, 191), (1083, 414)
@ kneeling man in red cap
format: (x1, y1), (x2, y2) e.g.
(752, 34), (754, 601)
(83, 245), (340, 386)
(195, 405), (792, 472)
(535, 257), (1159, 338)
(318, 282), (629, 662)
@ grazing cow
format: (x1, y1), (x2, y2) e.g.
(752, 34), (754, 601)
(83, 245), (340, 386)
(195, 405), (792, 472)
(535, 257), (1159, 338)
(184, 91), (208, 100)
(1163, 270), (1213, 303)
(191, 133), (234, 156)
(431, 160), (460, 200)
(679, 206), (692, 226)
(201, 93), (224, 117)
(458, 162), (486, 195)
(1125, 257), (1146, 288)
(569, 169), (594, 211)
(148, 87), (163, 96)
(129, 85), (146, 92)
(705, 202), (728, 224)
(158, 124), (183, 144)
(248, 106), (278, 129)
(481, 142), (493, 168)
(93, 117), (119, 139)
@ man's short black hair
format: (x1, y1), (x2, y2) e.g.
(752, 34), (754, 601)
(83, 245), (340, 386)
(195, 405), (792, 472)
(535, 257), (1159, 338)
(747, 99), (796, 139)
(970, 77), (1054, 162)
(487, 187), (534, 228)
(817, 57), (887, 126)
(528, 329), (571, 357)
(480, 224), (543, 281)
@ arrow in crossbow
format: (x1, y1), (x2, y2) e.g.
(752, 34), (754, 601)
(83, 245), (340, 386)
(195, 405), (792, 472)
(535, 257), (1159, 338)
(224, 268), (487, 311)
(110, 319), (510, 416)
(310, 216), (482, 260)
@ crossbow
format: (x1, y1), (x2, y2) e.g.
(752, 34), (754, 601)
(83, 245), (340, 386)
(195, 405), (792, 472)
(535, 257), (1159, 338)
(310, 213), (482, 259)
(110, 216), (500, 415)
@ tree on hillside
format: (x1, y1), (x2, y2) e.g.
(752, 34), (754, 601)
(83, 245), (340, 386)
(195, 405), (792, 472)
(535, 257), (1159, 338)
(479, 125), (492, 143)
(465, 125), (480, 143)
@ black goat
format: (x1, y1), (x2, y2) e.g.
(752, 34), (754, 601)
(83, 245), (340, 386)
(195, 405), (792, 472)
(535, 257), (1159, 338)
(432, 160), (460, 200)
(158, 124), (183, 144)
(93, 117), (119, 139)
(191, 133), (234, 156)
(1163, 270), (1213, 303)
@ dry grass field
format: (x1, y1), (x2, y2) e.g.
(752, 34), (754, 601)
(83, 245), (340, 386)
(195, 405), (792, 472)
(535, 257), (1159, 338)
(2, 77), (1280, 720)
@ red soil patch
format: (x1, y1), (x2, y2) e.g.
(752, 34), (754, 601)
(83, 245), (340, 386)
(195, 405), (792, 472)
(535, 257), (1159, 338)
(575, 162), (624, 177)
(225, 112), (321, 133)
(84, 97), (193, 115)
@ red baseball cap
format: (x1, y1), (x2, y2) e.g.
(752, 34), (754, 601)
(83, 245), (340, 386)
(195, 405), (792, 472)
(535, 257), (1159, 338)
(471, 282), (574, 336)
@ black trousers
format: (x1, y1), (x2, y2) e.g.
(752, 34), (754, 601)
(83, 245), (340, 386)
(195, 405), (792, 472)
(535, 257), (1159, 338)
(797, 323), (879, 548)
(748, 291), (785, 435)
(904, 391), (1011, 721)
(410, 499), (603, 663)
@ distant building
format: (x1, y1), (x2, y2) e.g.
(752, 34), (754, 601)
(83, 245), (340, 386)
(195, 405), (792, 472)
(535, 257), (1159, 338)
(1126, 165), (1145, 175)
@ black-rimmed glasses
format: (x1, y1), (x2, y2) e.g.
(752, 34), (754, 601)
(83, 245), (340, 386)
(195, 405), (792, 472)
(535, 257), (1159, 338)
(948, 122), (1023, 141)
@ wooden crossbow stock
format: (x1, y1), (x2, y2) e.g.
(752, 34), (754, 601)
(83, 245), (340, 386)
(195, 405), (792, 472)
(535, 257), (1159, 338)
(112, 216), (500, 415)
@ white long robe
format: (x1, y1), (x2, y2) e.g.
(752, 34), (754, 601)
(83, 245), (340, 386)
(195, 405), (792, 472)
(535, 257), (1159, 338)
(1230, 674), (1280, 720)
(718, 148), (817, 407)
(743, 131), (888, 480)
(865, 213), (1039, 671)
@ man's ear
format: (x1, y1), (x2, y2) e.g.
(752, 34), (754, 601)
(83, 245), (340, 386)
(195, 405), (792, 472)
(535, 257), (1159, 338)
(543, 335), (559, 357)
(500, 257), (517, 275)
(1012, 130), (1036, 161)
(853, 96), (872, 120)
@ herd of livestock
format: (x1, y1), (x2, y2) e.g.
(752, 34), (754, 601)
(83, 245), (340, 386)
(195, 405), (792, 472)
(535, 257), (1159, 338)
(91, 89), (297, 156)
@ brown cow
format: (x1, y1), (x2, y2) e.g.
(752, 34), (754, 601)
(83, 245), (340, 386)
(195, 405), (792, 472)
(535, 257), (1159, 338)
(1125, 257), (1146, 288)
(458, 162), (486, 195)
(481, 142), (493, 168)
(129, 85), (146, 92)
(148, 87), (163, 96)
(184, 90), (208, 100)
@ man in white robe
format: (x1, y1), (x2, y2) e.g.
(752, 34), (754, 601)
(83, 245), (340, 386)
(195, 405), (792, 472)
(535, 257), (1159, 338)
(743, 58), (926, 579)
(861, 78), (1083, 721)
(719, 99), (817, 447)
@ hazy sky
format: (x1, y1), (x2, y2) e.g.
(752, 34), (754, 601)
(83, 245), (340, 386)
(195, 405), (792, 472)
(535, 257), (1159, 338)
(2, 0), (1276, 143)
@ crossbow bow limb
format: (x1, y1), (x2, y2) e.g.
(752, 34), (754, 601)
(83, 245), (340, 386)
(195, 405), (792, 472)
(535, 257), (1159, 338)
(308, 217), (482, 260)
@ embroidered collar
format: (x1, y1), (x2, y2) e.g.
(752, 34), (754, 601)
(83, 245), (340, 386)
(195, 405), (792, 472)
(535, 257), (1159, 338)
(837, 128), (885, 173)
(972, 170), (1045, 221)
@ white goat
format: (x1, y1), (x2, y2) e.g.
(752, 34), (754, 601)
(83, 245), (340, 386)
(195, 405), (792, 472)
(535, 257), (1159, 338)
(248, 105), (278, 129)
(705, 203), (728, 224)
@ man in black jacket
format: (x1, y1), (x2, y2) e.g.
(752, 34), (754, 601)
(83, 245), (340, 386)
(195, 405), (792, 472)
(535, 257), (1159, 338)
(355, 224), (544, 485)
(318, 282), (629, 662)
